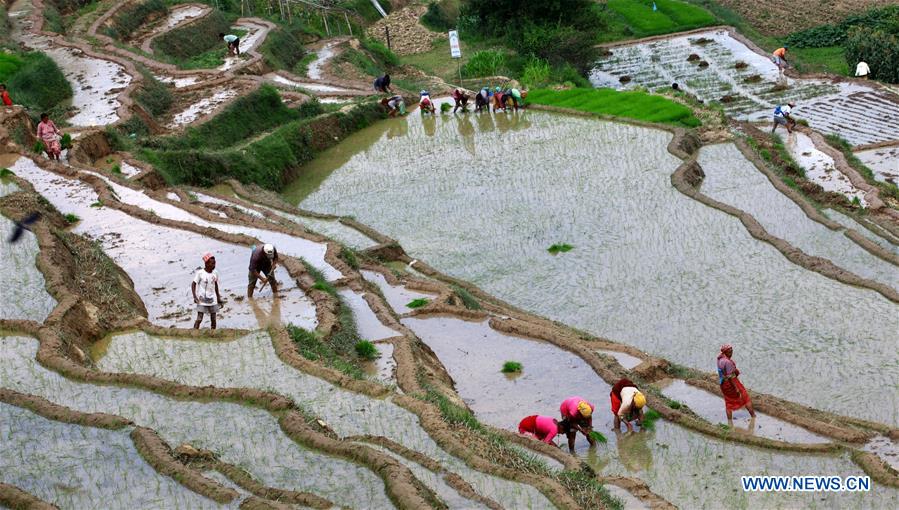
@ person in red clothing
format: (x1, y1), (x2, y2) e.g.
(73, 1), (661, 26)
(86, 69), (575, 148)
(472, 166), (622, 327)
(559, 396), (597, 452)
(0, 84), (12, 106)
(610, 378), (646, 432)
(717, 344), (756, 421)
(518, 415), (564, 446)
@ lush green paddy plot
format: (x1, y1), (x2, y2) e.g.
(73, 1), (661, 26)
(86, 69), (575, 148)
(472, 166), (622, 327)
(294, 111), (899, 426)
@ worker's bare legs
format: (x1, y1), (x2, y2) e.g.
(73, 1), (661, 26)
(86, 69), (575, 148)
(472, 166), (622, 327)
(566, 430), (577, 453)
(247, 283), (255, 298)
(581, 425), (597, 447)
(209, 312), (216, 330)
(194, 312), (204, 329)
(745, 401), (756, 418)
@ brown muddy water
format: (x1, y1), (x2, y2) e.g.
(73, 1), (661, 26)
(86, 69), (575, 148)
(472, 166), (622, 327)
(1, 335), (392, 508)
(93, 330), (554, 508)
(0, 402), (225, 509)
(400, 316), (898, 509)
(11, 158), (317, 330)
(290, 111), (899, 427)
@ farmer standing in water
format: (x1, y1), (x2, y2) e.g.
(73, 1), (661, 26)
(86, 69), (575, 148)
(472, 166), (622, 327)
(247, 244), (278, 298)
(192, 252), (222, 329)
(559, 396), (598, 452)
(718, 344), (756, 421)
(518, 415), (565, 447)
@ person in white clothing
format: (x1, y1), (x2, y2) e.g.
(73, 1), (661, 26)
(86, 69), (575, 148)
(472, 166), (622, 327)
(772, 102), (796, 134)
(855, 61), (870, 79)
(192, 252), (222, 329)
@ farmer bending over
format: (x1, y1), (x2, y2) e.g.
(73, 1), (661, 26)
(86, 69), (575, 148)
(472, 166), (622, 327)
(771, 102), (796, 134)
(192, 252), (222, 329)
(452, 89), (469, 113)
(380, 95), (405, 117)
(518, 415), (565, 447)
(772, 46), (788, 73)
(610, 378), (646, 432)
(559, 396), (597, 453)
(248, 243), (278, 298)
(220, 33), (240, 56)
(373, 74), (392, 93)
(419, 90), (436, 115)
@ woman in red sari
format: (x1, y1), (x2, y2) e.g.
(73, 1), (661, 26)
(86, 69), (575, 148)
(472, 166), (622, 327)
(717, 344), (756, 420)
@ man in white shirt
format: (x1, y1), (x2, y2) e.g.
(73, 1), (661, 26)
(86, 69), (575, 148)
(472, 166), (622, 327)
(855, 61), (870, 79)
(192, 252), (222, 329)
(772, 102), (796, 134)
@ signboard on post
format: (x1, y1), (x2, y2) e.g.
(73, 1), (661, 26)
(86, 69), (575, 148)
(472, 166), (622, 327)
(449, 30), (461, 58)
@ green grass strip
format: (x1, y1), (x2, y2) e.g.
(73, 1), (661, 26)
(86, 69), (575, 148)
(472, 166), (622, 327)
(527, 88), (701, 128)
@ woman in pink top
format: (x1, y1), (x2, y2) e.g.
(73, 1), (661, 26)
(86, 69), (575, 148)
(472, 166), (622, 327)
(559, 396), (597, 452)
(36, 113), (62, 160)
(518, 415), (563, 446)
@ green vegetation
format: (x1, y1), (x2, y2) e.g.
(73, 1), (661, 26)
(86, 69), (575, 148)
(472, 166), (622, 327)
(43, 3), (64, 34)
(845, 26), (899, 83)
(152, 8), (231, 61)
(785, 6), (898, 48)
(606, 0), (715, 38)
(520, 58), (551, 87)
(361, 38), (399, 67)
(134, 67), (173, 117)
(63, 213), (80, 224)
(104, 0), (167, 40)
(527, 88), (701, 128)
(288, 325), (364, 379)
(640, 408), (662, 430)
(259, 23), (308, 73)
(0, 52), (73, 118)
(422, 0), (460, 31)
(344, 0), (391, 22)
(406, 298), (429, 309)
(588, 430), (608, 443)
(339, 246), (360, 270)
(452, 285), (481, 310)
(32, 141), (45, 154)
(336, 40), (398, 78)
(0, 168), (13, 178)
(462, 50), (509, 77)
(354, 340), (379, 360)
(59, 133), (72, 150)
(825, 134), (899, 202)
(500, 361), (522, 373)
(547, 243), (573, 254)
(90, 200), (103, 208)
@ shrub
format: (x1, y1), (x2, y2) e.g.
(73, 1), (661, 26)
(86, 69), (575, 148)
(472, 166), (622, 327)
(152, 9), (230, 60)
(521, 58), (551, 88)
(463, 50), (508, 77)
(0, 52), (72, 113)
(519, 23), (601, 73)
(501, 361), (523, 373)
(260, 24), (307, 71)
(32, 141), (45, 154)
(105, 0), (167, 40)
(422, 0), (460, 31)
(297, 97), (325, 119)
(406, 298), (429, 309)
(844, 26), (899, 83)
(134, 68), (172, 116)
(361, 38), (399, 67)
(786, 6), (899, 48)
(354, 340), (379, 360)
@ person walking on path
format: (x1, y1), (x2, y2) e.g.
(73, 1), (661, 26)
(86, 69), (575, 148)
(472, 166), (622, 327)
(36, 113), (62, 160)
(717, 344), (756, 421)
(192, 252), (222, 329)
(373, 74), (392, 93)
(220, 33), (240, 56)
(0, 84), (13, 106)
(247, 243), (279, 298)
(855, 61), (870, 79)
(771, 102), (796, 134)
(518, 415), (565, 446)
(610, 378), (646, 433)
(772, 46), (788, 73)
(559, 396), (598, 452)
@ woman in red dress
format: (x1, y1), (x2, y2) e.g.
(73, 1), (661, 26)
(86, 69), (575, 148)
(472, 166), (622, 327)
(717, 344), (756, 420)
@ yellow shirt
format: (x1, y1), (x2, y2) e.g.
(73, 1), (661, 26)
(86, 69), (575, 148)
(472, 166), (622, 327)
(773, 48), (787, 58)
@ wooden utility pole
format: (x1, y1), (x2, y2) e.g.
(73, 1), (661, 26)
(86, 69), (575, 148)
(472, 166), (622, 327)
(385, 26), (391, 51)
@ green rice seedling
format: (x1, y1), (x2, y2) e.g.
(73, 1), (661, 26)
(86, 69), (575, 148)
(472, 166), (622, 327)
(32, 141), (45, 154)
(106, 158), (113, 163)
(547, 243), (573, 254)
(665, 398), (683, 410)
(354, 340), (379, 360)
(440, 102), (451, 113)
(640, 409), (662, 430)
(852, 196), (862, 207)
(588, 430), (608, 443)
(452, 285), (481, 310)
(111, 164), (122, 174)
(406, 298), (429, 309)
(59, 133), (72, 149)
(0, 168), (13, 177)
(501, 361), (523, 373)
(90, 201), (103, 208)
(63, 213), (79, 224)
(340, 246), (359, 269)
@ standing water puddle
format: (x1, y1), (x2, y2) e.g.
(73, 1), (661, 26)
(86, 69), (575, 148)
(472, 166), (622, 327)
(401, 316), (897, 509)
(0, 401), (223, 509)
(0, 335), (391, 508)
(0, 215), (56, 322)
(169, 88), (239, 128)
(854, 146), (899, 184)
(11, 158), (316, 329)
(93, 330), (554, 508)
(294, 111), (899, 426)
(361, 270), (437, 312)
(822, 208), (899, 257)
(307, 41), (338, 80)
(337, 288), (398, 341)
(598, 350), (643, 370)
(699, 143), (895, 287)
(784, 133), (868, 205)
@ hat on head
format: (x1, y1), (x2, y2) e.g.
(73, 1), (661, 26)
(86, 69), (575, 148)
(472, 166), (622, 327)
(721, 343), (733, 353)
(202, 252), (213, 262)
(577, 401), (593, 418)
(263, 244), (275, 258)
(634, 391), (646, 409)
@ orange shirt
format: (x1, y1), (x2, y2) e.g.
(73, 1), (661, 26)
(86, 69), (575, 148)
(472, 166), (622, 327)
(773, 48), (787, 58)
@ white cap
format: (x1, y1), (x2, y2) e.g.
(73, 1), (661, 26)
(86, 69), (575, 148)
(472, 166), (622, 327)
(263, 244), (274, 257)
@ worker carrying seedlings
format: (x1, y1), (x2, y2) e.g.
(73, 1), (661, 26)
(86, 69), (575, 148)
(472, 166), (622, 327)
(193, 252), (223, 329)
(220, 33), (240, 56)
(518, 415), (565, 446)
(558, 396), (597, 452)
(771, 102), (796, 134)
(247, 243), (279, 298)
(610, 378), (646, 432)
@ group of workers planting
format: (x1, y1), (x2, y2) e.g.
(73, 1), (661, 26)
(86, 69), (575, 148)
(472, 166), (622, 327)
(374, 74), (527, 117)
(519, 344), (754, 451)
(191, 243), (279, 329)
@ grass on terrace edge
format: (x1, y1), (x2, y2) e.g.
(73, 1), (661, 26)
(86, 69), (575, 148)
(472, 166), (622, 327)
(527, 88), (701, 128)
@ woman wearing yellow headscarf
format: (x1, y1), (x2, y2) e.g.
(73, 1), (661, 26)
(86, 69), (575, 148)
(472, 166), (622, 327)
(559, 396), (597, 452)
(611, 378), (646, 432)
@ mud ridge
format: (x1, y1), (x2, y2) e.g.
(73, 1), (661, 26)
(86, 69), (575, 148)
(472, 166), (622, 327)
(851, 450), (899, 488)
(599, 476), (677, 510)
(670, 156), (899, 303)
(201, 459), (334, 508)
(0, 483), (58, 510)
(0, 387), (131, 430)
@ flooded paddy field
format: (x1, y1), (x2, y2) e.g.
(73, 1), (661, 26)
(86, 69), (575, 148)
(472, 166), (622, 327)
(400, 316), (897, 509)
(591, 29), (899, 147)
(1, 335), (392, 508)
(93, 330), (554, 508)
(0, 401), (222, 509)
(293, 111), (899, 426)
(0, 215), (56, 322)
